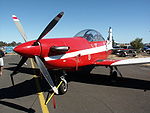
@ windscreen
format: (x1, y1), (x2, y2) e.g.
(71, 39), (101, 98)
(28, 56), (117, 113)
(74, 29), (105, 42)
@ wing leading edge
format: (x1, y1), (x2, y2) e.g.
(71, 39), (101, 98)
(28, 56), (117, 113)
(95, 57), (150, 66)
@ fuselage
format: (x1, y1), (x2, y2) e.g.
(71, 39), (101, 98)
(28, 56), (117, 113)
(14, 36), (112, 70)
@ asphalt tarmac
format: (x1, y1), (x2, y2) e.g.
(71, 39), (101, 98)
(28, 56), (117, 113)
(0, 55), (150, 113)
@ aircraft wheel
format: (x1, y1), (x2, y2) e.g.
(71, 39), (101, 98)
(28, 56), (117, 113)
(121, 52), (126, 57)
(58, 77), (68, 95)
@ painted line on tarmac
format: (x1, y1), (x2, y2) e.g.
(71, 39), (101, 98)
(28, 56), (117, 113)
(30, 58), (50, 113)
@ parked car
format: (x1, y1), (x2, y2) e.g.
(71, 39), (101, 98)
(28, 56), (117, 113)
(112, 46), (123, 54)
(112, 46), (136, 57)
(143, 46), (150, 54)
(116, 49), (136, 57)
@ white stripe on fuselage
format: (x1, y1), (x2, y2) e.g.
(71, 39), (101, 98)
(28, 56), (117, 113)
(44, 44), (111, 61)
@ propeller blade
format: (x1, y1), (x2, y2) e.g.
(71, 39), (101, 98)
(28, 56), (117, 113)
(36, 12), (64, 42)
(12, 15), (27, 42)
(11, 56), (28, 75)
(35, 56), (58, 94)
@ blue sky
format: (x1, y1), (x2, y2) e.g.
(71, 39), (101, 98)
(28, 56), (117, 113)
(0, 0), (150, 43)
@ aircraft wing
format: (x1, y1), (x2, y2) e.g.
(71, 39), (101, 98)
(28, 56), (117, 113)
(95, 57), (150, 66)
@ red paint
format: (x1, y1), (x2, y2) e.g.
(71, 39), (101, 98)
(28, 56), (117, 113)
(52, 96), (56, 109)
(14, 40), (41, 57)
(12, 17), (18, 19)
(14, 36), (113, 71)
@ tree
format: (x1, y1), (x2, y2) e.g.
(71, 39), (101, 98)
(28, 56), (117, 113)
(8, 41), (17, 46)
(130, 38), (143, 51)
(0, 41), (21, 47)
(0, 41), (7, 47)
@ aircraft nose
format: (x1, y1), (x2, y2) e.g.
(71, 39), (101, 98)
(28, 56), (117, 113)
(14, 44), (32, 56)
(14, 45), (24, 54)
(14, 42), (41, 57)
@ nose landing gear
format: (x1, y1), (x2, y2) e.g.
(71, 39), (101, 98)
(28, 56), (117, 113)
(59, 75), (68, 95)
(53, 70), (68, 95)
(45, 70), (68, 105)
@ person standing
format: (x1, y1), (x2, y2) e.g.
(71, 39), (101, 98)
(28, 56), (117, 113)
(0, 49), (5, 76)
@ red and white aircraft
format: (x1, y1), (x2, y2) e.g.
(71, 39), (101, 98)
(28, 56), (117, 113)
(11, 12), (150, 95)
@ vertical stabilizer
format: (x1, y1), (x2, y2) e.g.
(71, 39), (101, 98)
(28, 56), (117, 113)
(107, 27), (113, 50)
(108, 27), (112, 41)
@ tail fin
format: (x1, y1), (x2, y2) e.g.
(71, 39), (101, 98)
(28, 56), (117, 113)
(106, 27), (113, 50)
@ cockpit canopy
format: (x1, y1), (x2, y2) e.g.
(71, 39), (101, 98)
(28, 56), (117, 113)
(74, 29), (105, 42)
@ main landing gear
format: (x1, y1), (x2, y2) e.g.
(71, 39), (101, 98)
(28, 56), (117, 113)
(109, 66), (123, 81)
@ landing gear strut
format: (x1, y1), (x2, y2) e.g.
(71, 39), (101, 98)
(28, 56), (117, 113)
(59, 73), (68, 95)
(45, 70), (68, 105)
(53, 70), (68, 95)
(109, 66), (123, 81)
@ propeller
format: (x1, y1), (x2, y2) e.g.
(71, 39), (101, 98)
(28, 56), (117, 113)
(11, 12), (64, 94)
(11, 15), (29, 85)
(35, 12), (64, 43)
(11, 56), (28, 75)
(12, 15), (29, 76)
(35, 56), (58, 94)
(10, 56), (28, 85)
(12, 15), (27, 42)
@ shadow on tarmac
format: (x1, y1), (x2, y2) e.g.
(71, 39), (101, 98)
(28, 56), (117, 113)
(0, 100), (35, 113)
(1, 66), (150, 112)
(0, 77), (50, 99)
(1, 67), (150, 100)
(68, 73), (150, 91)
(1, 66), (49, 112)
(4, 67), (39, 75)
(2, 66), (150, 100)
(8, 63), (19, 65)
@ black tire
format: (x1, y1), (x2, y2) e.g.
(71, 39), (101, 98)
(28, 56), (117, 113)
(120, 51), (126, 57)
(48, 70), (68, 95)
(58, 79), (68, 95)
(146, 50), (150, 54)
(132, 54), (136, 57)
